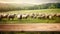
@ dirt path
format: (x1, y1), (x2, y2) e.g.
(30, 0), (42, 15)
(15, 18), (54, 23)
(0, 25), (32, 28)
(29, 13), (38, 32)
(0, 23), (60, 31)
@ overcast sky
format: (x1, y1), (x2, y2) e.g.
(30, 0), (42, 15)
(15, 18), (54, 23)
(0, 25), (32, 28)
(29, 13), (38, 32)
(0, 0), (60, 4)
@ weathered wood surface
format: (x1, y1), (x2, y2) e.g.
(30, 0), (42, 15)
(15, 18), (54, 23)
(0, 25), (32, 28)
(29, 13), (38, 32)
(0, 23), (60, 31)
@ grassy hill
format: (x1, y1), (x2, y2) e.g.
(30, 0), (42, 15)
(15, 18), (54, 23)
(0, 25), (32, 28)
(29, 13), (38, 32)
(0, 3), (60, 12)
(0, 9), (60, 24)
(0, 2), (60, 24)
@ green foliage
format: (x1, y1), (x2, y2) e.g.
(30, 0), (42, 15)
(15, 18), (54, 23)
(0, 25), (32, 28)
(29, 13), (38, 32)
(48, 4), (55, 9)
(0, 3), (60, 12)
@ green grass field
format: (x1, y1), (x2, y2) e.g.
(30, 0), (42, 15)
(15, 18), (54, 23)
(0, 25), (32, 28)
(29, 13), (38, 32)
(1, 9), (60, 14)
(0, 9), (60, 24)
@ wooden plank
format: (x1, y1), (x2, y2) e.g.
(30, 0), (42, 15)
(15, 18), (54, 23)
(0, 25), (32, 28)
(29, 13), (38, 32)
(0, 23), (60, 31)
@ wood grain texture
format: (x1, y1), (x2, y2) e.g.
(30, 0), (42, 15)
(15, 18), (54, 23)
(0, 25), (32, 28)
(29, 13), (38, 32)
(0, 23), (60, 31)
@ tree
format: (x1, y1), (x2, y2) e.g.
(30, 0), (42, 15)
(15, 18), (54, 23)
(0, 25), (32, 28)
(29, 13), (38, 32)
(48, 4), (56, 9)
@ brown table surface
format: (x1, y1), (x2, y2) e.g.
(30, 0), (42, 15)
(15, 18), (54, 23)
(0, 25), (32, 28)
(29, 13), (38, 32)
(0, 23), (60, 31)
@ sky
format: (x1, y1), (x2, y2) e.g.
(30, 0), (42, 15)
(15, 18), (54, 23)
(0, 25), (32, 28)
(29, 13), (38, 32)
(0, 0), (60, 4)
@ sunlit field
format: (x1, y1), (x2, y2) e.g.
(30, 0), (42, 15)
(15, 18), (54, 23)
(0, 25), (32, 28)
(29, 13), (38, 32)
(0, 9), (60, 24)
(1, 9), (60, 14)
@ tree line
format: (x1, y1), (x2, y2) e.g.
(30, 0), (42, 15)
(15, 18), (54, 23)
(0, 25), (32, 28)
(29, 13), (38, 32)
(0, 3), (60, 12)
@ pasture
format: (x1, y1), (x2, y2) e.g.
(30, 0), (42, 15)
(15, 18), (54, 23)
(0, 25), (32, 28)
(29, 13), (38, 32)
(0, 9), (60, 24)
(1, 9), (60, 14)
